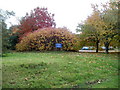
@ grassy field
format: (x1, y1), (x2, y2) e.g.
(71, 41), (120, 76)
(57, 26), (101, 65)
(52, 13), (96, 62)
(2, 51), (119, 88)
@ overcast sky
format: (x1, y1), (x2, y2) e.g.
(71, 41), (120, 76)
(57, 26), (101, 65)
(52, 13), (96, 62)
(0, 0), (109, 33)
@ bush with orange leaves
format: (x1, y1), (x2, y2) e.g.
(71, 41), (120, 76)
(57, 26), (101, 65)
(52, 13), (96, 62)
(16, 28), (80, 51)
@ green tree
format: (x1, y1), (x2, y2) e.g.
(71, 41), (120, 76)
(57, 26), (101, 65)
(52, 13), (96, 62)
(8, 25), (19, 50)
(0, 9), (15, 56)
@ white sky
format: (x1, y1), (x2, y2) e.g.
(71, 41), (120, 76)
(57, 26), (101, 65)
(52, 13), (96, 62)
(0, 0), (109, 33)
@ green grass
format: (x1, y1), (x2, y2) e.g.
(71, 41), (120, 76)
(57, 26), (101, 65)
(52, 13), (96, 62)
(2, 51), (119, 88)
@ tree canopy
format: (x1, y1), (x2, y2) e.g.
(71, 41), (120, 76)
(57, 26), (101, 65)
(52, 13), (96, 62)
(76, 1), (119, 53)
(18, 7), (56, 40)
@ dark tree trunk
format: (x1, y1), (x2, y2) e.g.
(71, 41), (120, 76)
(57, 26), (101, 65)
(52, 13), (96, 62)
(96, 40), (99, 53)
(104, 42), (109, 54)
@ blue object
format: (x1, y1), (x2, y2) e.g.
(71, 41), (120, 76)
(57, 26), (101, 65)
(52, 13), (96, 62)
(55, 43), (62, 48)
(81, 46), (89, 50)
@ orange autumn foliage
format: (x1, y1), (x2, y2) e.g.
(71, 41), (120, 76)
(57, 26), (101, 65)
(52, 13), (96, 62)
(16, 28), (79, 51)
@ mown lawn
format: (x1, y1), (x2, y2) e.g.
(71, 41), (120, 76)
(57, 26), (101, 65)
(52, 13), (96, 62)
(2, 51), (119, 88)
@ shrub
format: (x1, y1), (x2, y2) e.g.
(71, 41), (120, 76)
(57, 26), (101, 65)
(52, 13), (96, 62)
(16, 28), (79, 51)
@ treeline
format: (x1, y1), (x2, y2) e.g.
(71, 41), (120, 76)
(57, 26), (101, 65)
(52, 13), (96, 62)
(1, 1), (119, 56)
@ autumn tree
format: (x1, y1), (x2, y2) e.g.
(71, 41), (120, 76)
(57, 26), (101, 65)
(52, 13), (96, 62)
(90, 1), (119, 53)
(76, 11), (102, 52)
(100, 1), (119, 53)
(18, 7), (56, 40)
(77, 1), (119, 53)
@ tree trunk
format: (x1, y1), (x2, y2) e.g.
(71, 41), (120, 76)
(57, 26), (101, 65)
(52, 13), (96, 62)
(104, 42), (109, 54)
(96, 40), (99, 53)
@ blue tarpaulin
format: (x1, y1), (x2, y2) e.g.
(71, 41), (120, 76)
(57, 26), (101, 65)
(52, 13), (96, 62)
(55, 43), (62, 48)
